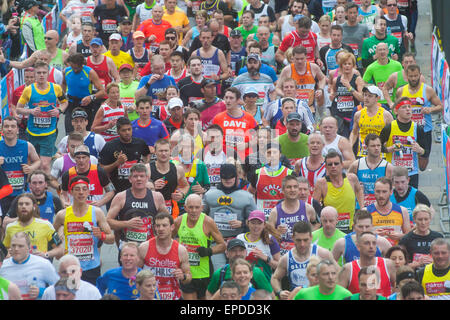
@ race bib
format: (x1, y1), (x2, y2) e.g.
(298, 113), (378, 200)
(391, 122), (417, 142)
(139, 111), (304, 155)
(67, 234), (94, 261)
(392, 135), (414, 170)
(258, 199), (278, 219)
(192, 0), (201, 12)
(411, 106), (425, 125)
(214, 211), (237, 232)
(6, 170), (25, 190)
(102, 19), (117, 32)
(33, 115), (52, 128)
(336, 95), (354, 112)
(118, 160), (138, 179)
(336, 212), (351, 231)
(279, 241), (295, 256)
(207, 167), (221, 184)
(183, 243), (201, 266)
(363, 193), (377, 207)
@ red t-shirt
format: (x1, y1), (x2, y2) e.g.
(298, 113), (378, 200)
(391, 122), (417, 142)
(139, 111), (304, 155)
(279, 31), (318, 62)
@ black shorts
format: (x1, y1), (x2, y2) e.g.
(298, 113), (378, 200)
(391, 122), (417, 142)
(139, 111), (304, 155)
(180, 277), (210, 298)
(421, 131), (432, 158)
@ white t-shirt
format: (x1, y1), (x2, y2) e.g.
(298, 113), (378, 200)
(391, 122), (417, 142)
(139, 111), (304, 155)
(42, 279), (101, 300)
(0, 255), (59, 299)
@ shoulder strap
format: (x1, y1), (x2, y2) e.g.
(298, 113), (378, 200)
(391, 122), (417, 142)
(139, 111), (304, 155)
(219, 264), (229, 285)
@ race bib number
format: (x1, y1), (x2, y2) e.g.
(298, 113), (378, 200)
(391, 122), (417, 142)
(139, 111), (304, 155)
(392, 135), (414, 170)
(214, 211), (237, 232)
(102, 19), (117, 32)
(183, 244), (201, 266)
(411, 106), (425, 125)
(336, 212), (351, 231)
(363, 193), (376, 207)
(207, 167), (221, 184)
(413, 253), (432, 263)
(67, 234), (94, 261)
(118, 160), (138, 179)
(296, 88), (314, 105)
(279, 241), (295, 256)
(121, 97), (135, 110)
(336, 95), (354, 112)
(33, 115), (51, 128)
(6, 170), (25, 190)
(192, 0), (201, 12)
(203, 64), (220, 77)
(258, 200), (278, 219)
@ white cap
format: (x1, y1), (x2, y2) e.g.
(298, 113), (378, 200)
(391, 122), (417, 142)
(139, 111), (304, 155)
(363, 85), (384, 100)
(167, 97), (184, 109)
(109, 33), (122, 41)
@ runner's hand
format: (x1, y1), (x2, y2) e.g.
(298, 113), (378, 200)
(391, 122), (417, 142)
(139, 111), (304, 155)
(172, 268), (184, 281)
(154, 178), (166, 190)
(28, 286), (39, 300)
(92, 226), (102, 239)
(117, 151), (127, 165)
(279, 290), (290, 300)
(228, 219), (242, 229)
(127, 217), (144, 229)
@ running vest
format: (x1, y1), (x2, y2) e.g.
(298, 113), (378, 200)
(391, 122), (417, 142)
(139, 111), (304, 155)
(358, 5), (378, 30)
(385, 120), (418, 176)
(119, 81), (139, 121)
(357, 106), (386, 157)
(348, 257), (392, 297)
(331, 74), (358, 121)
(390, 187), (417, 227)
(62, 154), (76, 174)
(276, 200), (308, 256)
(65, 65), (92, 100)
(27, 82), (59, 136)
(281, 15), (295, 39)
(245, 4), (269, 24)
(39, 191), (56, 223)
(392, 70), (408, 102)
(178, 212), (211, 279)
(87, 55), (113, 90)
(63, 205), (100, 271)
(197, 48), (221, 78)
(50, 49), (65, 71)
(367, 202), (404, 245)
(130, 47), (150, 74)
(166, 67), (188, 84)
(421, 264), (450, 300)
(98, 102), (125, 142)
(0, 277), (10, 300)
(84, 132), (99, 158)
(76, 40), (92, 58)
(356, 158), (388, 207)
(287, 244), (318, 290)
(150, 161), (178, 213)
(291, 62), (316, 107)
(0, 139), (28, 196)
(401, 83), (432, 132)
(255, 166), (293, 218)
(385, 14), (405, 48)
(323, 175), (355, 233)
(68, 165), (103, 204)
(298, 157), (326, 195)
(343, 232), (382, 264)
(118, 188), (158, 243)
(260, 45), (276, 68)
(143, 238), (182, 300)
(322, 135), (344, 158)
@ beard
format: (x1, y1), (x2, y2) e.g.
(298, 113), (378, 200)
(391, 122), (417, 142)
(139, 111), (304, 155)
(18, 209), (34, 223)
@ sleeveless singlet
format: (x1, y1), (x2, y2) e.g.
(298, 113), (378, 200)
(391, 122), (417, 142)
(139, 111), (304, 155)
(343, 232), (382, 264)
(401, 83), (432, 132)
(348, 257), (392, 297)
(143, 238), (182, 300)
(76, 40), (92, 58)
(276, 200), (308, 255)
(390, 187), (417, 227)
(118, 188), (157, 243)
(356, 158), (388, 207)
(150, 161), (178, 213)
(39, 191), (56, 223)
(98, 102), (125, 142)
(357, 106), (386, 157)
(50, 48), (65, 71)
(87, 55), (113, 90)
(27, 82), (59, 136)
(323, 175), (355, 233)
(281, 15), (295, 40)
(291, 62), (316, 107)
(367, 202), (404, 245)
(331, 74), (358, 121)
(68, 165), (103, 204)
(287, 244), (318, 290)
(197, 48), (221, 78)
(421, 263), (450, 300)
(0, 139), (28, 196)
(65, 65), (92, 100)
(298, 157), (326, 195)
(322, 135), (343, 158)
(385, 120), (418, 176)
(130, 47), (150, 74)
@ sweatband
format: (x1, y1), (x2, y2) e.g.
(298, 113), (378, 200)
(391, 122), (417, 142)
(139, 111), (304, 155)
(395, 99), (411, 111)
(69, 180), (89, 192)
(74, 151), (91, 157)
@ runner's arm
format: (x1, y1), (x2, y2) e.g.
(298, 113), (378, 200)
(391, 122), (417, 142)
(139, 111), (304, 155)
(270, 254), (290, 300)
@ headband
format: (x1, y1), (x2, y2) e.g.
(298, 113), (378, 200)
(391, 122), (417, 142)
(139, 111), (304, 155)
(395, 99), (411, 111)
(69, 180), (89, 192)
(74, 151), (90, 157)
(396, 271), (415, 285)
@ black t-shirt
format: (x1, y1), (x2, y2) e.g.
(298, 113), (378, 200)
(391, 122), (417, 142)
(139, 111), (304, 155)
(60, 165), (111, 192)
(188, 34), (231, 57)
(6, 193), (63, 218)
(99, 137), (150, 192)
(93, 4), (128, 45)
(379, 121), (426, 153)
(178, 76), (204, 106)
(398, 230), (443, 262)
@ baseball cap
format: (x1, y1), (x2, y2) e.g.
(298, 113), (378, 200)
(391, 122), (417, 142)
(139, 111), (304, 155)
(90, 38), (103, 46)
(293, 14), (305, 22)
(247, 53), (261, 62)
(133, 31), (145, 39)
(167, 97), (184, 110)
(109, 33), (122, 41)
(248, 210), (265, 223)
(230, 29), (242, 37)
(220, 163), (237, 180)
(243, 87), (259, 98)
(71, 109), (88, 119)
(119, 64), (133, 72)
(120, 16), (132, 24)
(227, 239), (246, 251)
(362, 85), (383, 99)
(23, 0), (40, 10)
(286, 112), (303, 122)
(201, 78), (216, 88)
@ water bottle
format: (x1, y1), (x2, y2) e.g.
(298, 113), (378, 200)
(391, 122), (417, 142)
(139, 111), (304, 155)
(394, 139), (403, 158)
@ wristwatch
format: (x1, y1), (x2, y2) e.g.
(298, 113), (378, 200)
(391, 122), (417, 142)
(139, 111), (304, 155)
(44, 253), (49, 259)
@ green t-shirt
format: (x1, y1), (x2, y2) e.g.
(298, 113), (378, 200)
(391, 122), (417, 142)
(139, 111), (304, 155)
(361, 35), (400, 66)
(312, 228), (346, 252)
(235, 25), (258, 44)
(362, 59), (403, 104)
(294, 285), (352, 300)
(119, 81), (140, 121)
(277, 133), (310, 161)
(207, 264), (273, 294)
(0, 277), (10, 300)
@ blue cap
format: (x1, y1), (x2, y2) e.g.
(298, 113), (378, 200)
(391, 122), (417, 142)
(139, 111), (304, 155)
(90, 38), (103, 46)
(294, 14), (305, 22)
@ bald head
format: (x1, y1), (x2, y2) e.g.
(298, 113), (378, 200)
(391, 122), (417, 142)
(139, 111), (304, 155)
(185, 193), (202, 206)
(46, 30), (59, 41)
(321, 206), (338, 220)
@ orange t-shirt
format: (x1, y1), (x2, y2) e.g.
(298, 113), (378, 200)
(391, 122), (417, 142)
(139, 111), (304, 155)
(137, 19), (172, 52)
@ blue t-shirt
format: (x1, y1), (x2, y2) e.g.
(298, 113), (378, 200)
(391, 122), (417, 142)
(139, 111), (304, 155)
(238, 63), (278, 83)
(131, 118), (170, 147)
(241, 286), (256, 300)
(137, 74), (177, 100)
(96, 267), (141, 300)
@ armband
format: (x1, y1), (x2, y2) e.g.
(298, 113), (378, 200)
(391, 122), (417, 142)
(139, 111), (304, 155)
(100, 232), (106, 241)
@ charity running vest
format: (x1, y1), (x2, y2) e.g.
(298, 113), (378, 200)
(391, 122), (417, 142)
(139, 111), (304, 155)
(0, 139), (28, 196)
(385, 120), (418, 176)
(323, 175), (355, 233)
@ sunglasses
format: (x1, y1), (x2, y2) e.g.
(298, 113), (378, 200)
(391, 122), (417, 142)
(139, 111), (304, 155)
(326, 162), (341, 167)
(44, 37), (53, 40)
(166, 36), (176, 40)
(387, 3), (397, 7)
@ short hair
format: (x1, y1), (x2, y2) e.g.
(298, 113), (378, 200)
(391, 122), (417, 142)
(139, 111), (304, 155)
(66, 53), (86, 66)
(11, 232), (31, 248)
(393, 96), (411, 110)
(297, 176), (310, 187)
(292, 45), (308, 56)
(28, 169), (49, 184)
(2, 115), (19, 126)
(182, 107), (201, 122)
(356, 231), (376, 243)
(230, 258), (252, 275)
(135, 96), (152, 108)
(155, 138), (170, 149)
(34, 61), (49, 70)
(224, 87), (241, 100)
(400, 280), (424, 299)
(430, 238), (450, 252)
(195, 9), (208, 20)
(319, 14), (331, 24)
(292, 220), (312, 236)
(248, 42), (262, 52)
(402, 52), (416, 61)
(358, 265), (381, 285)
(242, 10), (255, 19)
(282, 174), (299, 189)
(129, 163), (149, 176)
(412, 204), (432, 221)
(406, 64), (421, 74)
(392, 165), (409, 179)
(353, 209), (373, 224)
(330, 24), (343, 34)
(346, 2), (359, 11)
(68, 132), (84, 143)
(375, 176), (393, 190)
(297, 16), (312, 29)
(187, 55), (202, 66)
(58, 254), (81, 271)
(159, 40), (171, 48)
(120, 242), (139, 255)
(155, 212), (174, 225)
(15, 193), (39, 218)
(325, 150), (343, 163)
(116, 117), (132, 131)
(136, 269), (156, 286)
(281, 97), (296, 108)
(206, 124), (224, 135)
(316, 259), (336, 274)
(364, 133), (381, 147)
(308, 132), (326, 145)
(151, 54), (165, 66)
(170, 51), (184, 61)
(220, 280), (241, 295)
(250, 289), (272, 300)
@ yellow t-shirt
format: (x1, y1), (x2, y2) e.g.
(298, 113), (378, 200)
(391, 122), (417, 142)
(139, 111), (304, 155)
(18, 82), (66, 106)
(103, 51), (135, 71)
(3, 218), (56, 253)
(162, 10), (189, 43)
